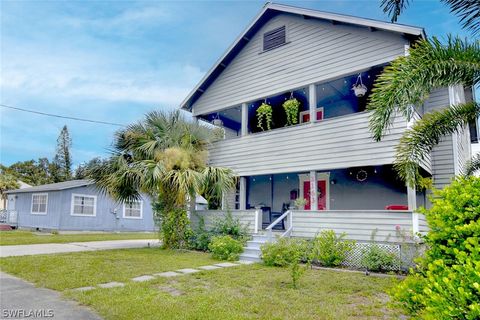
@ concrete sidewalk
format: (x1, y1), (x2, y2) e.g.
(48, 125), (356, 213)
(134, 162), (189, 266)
(0, 239), (160, 258)
(0, 272), (101, 320)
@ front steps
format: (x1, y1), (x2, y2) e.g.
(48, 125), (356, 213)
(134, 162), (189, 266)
(239, 233), (278, 263)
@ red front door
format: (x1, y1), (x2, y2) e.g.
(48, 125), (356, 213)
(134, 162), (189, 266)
(303, 180), (327, 210)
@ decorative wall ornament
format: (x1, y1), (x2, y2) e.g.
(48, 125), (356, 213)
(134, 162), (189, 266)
(356, 169), (368, 182)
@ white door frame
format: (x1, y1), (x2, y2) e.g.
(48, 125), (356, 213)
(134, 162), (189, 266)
(298, 172), (330, 210)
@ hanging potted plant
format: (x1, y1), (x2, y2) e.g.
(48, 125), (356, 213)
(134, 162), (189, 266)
(283, 96), (300, 126)
(352, 74), (368, 97)
(212, 113), (223, 126)
(256, 102), (273, 131)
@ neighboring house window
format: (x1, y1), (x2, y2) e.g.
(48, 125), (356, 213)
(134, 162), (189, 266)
(31, 193), (48, 214)
(263, 25), (286, 51)
(123, 201), (143, 219)
(71, 194), (96, 216)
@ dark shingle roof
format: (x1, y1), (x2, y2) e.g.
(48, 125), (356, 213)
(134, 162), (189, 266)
(5, 180), (94, 194)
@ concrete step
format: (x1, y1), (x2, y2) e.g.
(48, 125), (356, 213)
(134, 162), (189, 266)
(238, 253), (262, 263)
(246, 240), (266, 249)
(251, 234), (268, 242)
(242, 247), (261, 256)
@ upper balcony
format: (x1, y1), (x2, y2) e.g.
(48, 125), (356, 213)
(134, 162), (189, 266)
(197, 66), (431, 176)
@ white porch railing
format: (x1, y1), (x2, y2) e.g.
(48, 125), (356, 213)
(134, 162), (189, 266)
(265, 210), (292, 242)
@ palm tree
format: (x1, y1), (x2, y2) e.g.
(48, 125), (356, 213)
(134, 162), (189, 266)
(381, 0), (480, 35)
(89, 110), (236, 248)
(367, 28), (480, 186)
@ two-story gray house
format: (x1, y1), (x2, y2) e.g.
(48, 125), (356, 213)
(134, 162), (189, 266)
(182, 3), (474, 258)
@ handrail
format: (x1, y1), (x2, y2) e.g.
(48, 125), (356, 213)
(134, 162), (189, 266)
(266, 210), (292, 242)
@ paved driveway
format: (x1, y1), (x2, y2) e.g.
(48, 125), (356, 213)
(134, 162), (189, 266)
(0, 239), (160, 257)
(0, 272), (101, 320)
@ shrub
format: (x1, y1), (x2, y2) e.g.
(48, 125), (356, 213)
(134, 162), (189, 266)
(261, 237), (310, 288)
(361, 243), (398, 272)
(309, 230), (355, 267)
(156, 207), (192, 249)
(390, 177), (480, 319)
(208, 235), (244, 261)
(211, 211), (249, 243)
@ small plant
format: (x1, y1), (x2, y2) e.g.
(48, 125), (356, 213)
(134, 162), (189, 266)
(256, 103), (273, 131)
(309, 230), (355, 267)
(283, 98), (300, 126)
(188, 216), (213, 251)
(293, 198), (307, 209)
(361, 244), (398, 272)
(208, 235), (244, 261)
(211, 211), (249, 243)
(261, 238), (310, 288)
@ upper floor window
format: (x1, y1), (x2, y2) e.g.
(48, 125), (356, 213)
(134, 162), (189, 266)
(31, 193), (48, 214)
(123, 200), (143, 219)
(71, 194), (96, 216)
(263, 25), (286, 51)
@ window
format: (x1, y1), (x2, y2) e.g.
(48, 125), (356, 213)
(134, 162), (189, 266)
(31, 193), (48, 214)
(71, 194), (96, 216)
(263, 25), (286, 51)
(123, 201), (143, 219)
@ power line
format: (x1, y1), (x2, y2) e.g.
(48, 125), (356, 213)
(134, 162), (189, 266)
(0, 104), (125, 127)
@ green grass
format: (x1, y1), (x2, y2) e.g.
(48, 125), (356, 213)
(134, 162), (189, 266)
(66, 265), (401, 320)
(0, 230), (156, 245)
(0, 248), (216, 290)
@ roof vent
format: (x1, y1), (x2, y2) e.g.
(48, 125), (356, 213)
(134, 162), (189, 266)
(263, 25), (286, 51)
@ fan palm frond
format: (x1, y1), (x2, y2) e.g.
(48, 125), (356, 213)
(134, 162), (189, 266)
(394, 101), (480, 186)
(381, 0), (410, 22)
(441, 0), (480, 35)
(464, 152), (480, 176)
(368, 36), (480, 141)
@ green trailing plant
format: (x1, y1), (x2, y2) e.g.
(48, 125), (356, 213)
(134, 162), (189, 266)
(256, 103), (273, 131)
(208, 235), (244, 261)
(309, 230), (355, 267)
(261, 238), (310, 289)
(390, 177), (480, 319)
(283, 98), (300, 126)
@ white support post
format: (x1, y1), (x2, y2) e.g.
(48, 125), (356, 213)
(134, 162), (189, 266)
(239, 177), (247, 210)
(407, 185), (419, 234)
(309, 171), (317, 211)
(241, 103), (248, 136)
(448, 85), (466, 175)
(254, 209), (260, 234)
(309, 84), (317, 123)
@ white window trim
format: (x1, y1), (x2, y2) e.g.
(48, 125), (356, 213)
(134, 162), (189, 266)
(70, 193), (97, 217)
(31, 193), (48, 215)
(123, 200), (143, 219)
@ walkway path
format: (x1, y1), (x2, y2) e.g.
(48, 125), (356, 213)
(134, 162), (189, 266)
(0, 239), (159, 258)
(0, 271), (101, 320)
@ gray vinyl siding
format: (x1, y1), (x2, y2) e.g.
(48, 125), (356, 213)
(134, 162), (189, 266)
(418, 213), (429, 235)
(190, 210), (256, 233)
(424, 88), (456, 189)
(11, 185), (156, 232)
(208, 111), (427, 176)
(192, 13), (408, 116)
(291, 210), (414, 243)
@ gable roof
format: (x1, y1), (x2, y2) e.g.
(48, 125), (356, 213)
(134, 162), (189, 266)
(6, 180), (94, 194)
(180, 2), (426, 112)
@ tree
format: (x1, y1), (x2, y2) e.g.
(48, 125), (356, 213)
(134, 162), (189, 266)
(368, 3), (480, 186)
(89, 110), (237, 249)
(74, 157), (107, 179)
(0, 158), (55, 185)
(53, 125), (72, 182)
(0, 173), (20, 208)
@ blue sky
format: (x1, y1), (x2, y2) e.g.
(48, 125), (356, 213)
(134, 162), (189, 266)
(0, 0), (471, 167)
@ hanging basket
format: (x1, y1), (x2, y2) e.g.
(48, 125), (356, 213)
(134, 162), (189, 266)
(212, 113), (223, 127)
(352, 74), (368, 97)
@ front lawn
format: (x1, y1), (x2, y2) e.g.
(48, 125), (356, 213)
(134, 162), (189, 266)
(0, 248), (216, 290)
(0, 230), (156, 246)
(0, 247), (402, 319)
(67, 264), (400, 320)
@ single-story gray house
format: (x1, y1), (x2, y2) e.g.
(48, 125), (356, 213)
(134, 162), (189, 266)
(5, 180), (156, 232)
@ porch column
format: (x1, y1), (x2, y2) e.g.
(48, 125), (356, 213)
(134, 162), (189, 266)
(309, 84), (316, 123)
(239, 176), (247, 210)
(407, 185), (419, 234)
(309, 171), (317, 211)
(241, 103), (248, 136)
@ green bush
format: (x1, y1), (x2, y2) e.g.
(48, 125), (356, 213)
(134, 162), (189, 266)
(361, 243), (398, 272)
(211, 211), (249, 242)
(208, 235), (244, 261)
(261, 237), (310, 288)
(390, 177), (480, 319)
(309, 230), (355, 267)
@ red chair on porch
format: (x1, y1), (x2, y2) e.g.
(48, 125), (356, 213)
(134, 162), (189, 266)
(385, 205), (409, 210)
